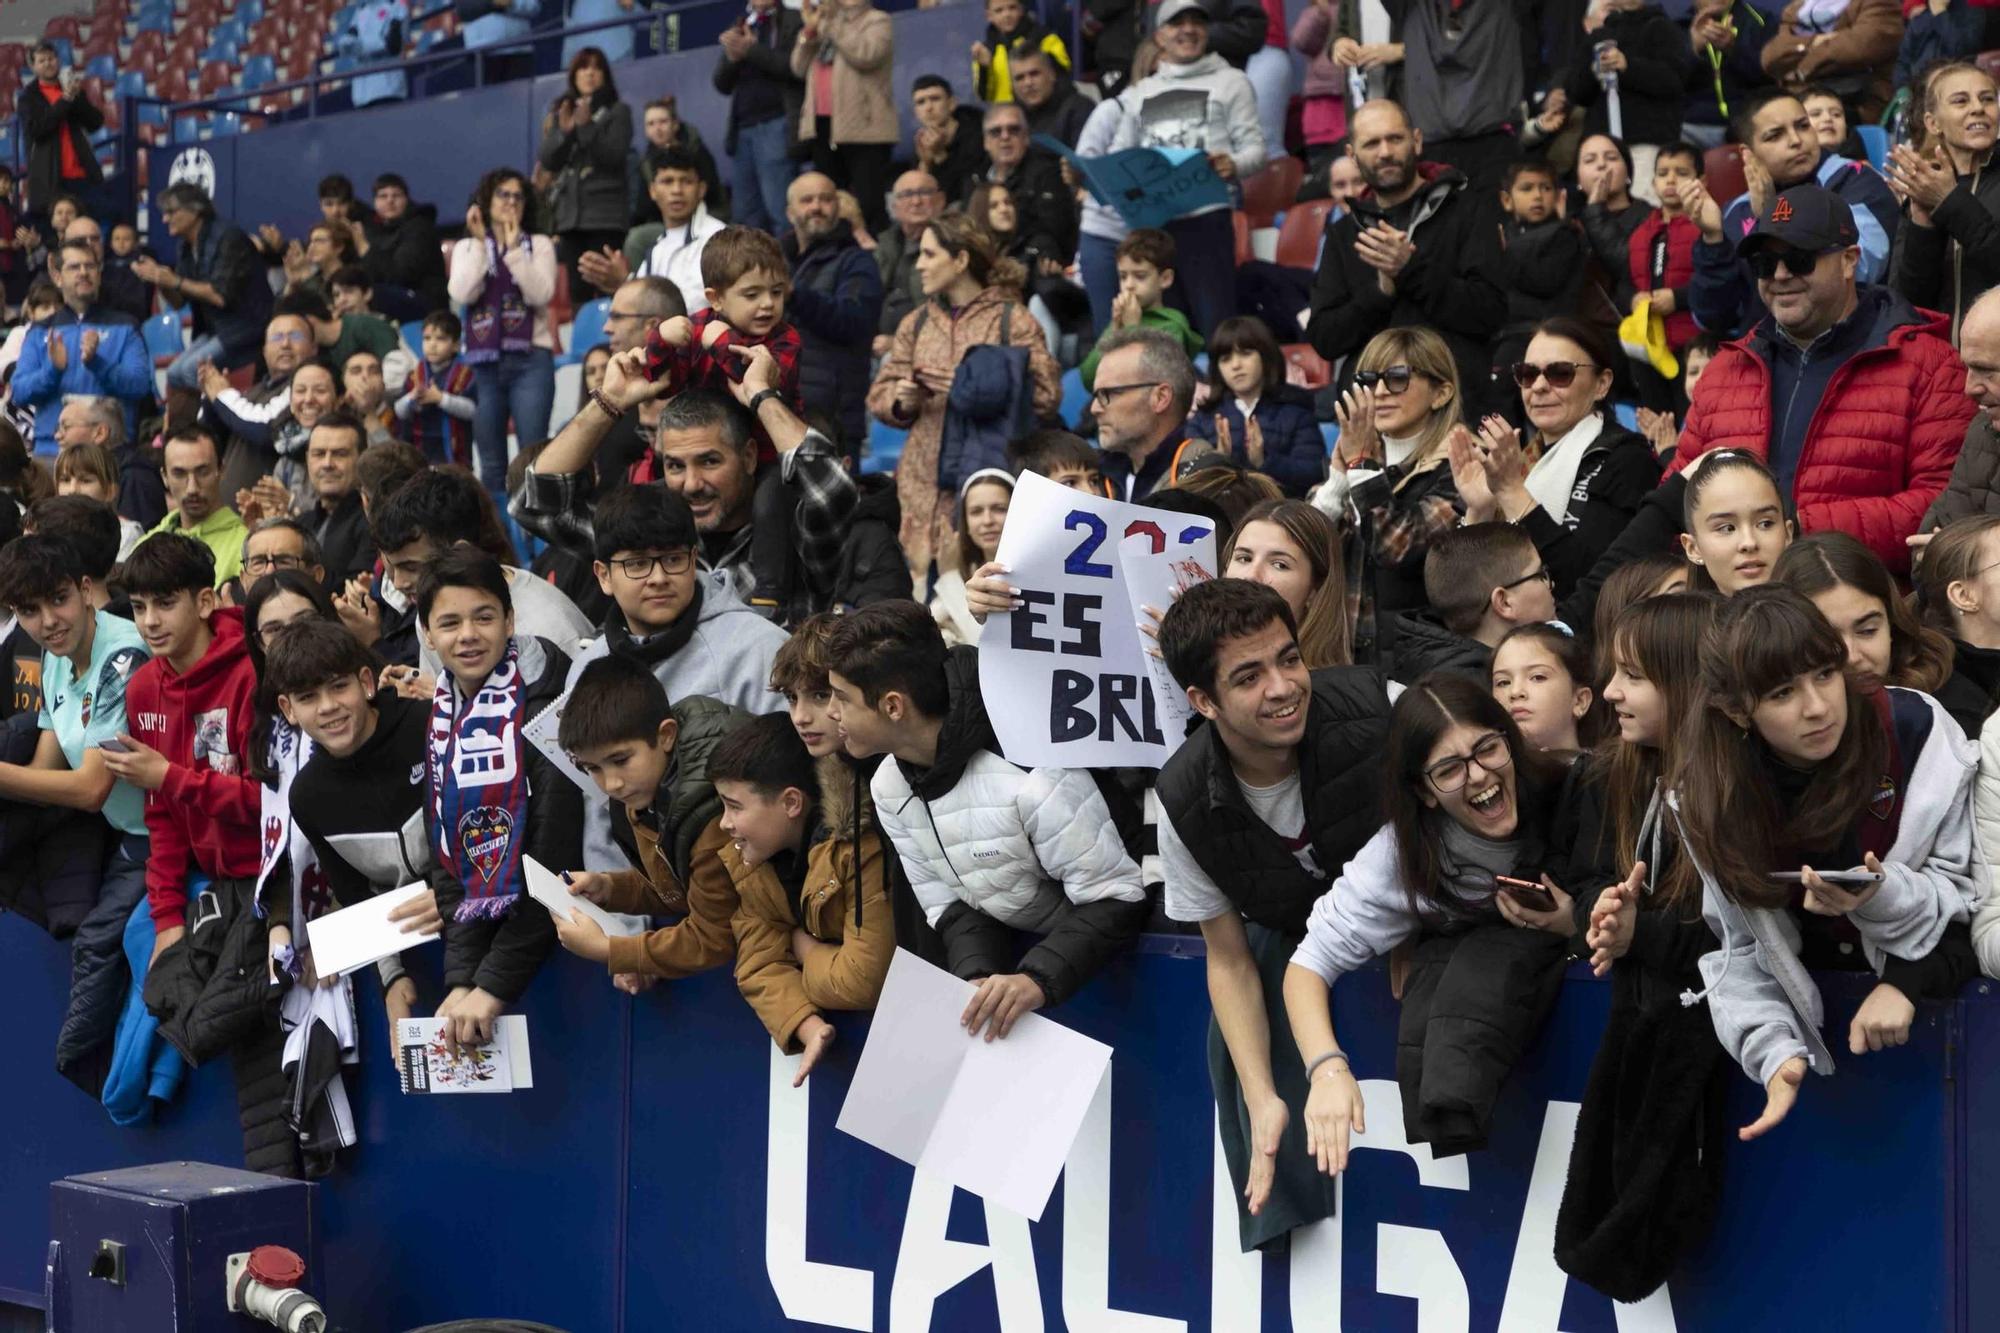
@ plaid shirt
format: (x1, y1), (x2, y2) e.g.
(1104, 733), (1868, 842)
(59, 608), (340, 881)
(642, 310), (802, 461)
(509, 423), (857, 626)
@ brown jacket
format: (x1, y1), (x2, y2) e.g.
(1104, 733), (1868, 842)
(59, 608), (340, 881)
(600, 814), (740, 979)
(731, 756), (896, 1050)
(790, 2), (897, 147)
(1762, 0), (1903, 122)
(866, 284), (1062, 559)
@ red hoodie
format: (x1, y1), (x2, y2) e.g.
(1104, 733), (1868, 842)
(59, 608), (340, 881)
(129, 605), (262, 930)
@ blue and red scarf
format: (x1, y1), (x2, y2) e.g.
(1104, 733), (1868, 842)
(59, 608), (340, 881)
(427, 639), (531, 922)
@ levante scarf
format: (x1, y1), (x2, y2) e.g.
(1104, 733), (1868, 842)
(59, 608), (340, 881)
(428, 638), (531, 921)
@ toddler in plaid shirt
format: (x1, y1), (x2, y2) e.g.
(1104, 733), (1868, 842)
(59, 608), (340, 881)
(643, 225), (802, 461)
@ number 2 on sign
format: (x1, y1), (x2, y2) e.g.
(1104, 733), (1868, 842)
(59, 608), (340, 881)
(1065, 513), (1204, 574)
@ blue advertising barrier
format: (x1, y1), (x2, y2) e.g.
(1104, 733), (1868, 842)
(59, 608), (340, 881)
(0, 910), (1986, 1331)
(145, 3), (990, 264)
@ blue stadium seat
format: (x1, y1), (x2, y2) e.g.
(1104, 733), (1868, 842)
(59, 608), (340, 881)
(142, 310), (184, 365)
(138, 102), (169, 128)
(1613, 401), (1639, 431)
(559, 298), (610, 366)
(416, 28), (449, 53)
(400, 320), (425, 355)
(864, 419), (906, 475)
(115, 70), (146, 99)
(47, 38), (72, 67)
(242, 54), (276, 87)
(1059, 367), (1088, 426)
(210, 112), (243, 137)
(135, 7), (174, 34)
(86, 54), (115, 82)
(1857, 124), (1889, 171)
(204, 39), (241, 64)
(0, 124), (16, 162)
(1319, 421), (1341, 455)
(237, 0), (265, 23)
(172, 114), (208, 143)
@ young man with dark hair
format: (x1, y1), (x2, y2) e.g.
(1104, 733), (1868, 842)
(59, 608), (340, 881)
(355, 170), (448, 321)
(148, 425), (247, 588)
(823, 601), (1147, 1039)
(561, 479), (784, 872)
(1384, 521), (1556, 684)
(553, 651), (748, 985)
(370, 466), (592, 679)
(1153, 575), (1392, 1250)
(103, 532), (260, 948)
(270, 618), (443, 1038)
(25, 495), (120, 605)
(728, 634), (899, 1083)
(406, 546), (581, 1049)
(302, 407), (376, 590)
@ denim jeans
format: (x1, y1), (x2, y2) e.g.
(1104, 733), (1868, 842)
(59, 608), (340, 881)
(471, 347), (555, 500)
(1078, 232), (1123, 339)
(1244, 46), (1295, 160)
(731, 115), (796, 234)
(165, 333), (229, 390)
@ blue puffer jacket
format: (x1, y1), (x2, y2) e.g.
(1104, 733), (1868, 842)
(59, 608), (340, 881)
(10, 306), (150, 454)
(1185, 384), (1327, 496)
(787, 224), (883, 451)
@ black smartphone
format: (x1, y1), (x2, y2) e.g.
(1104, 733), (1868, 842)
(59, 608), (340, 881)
(1770, 870), (1884, 887)
(1496, 875), (1556, 911)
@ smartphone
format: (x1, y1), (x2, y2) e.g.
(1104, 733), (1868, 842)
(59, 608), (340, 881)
(1770, 870), (1884, 887)
(99, 738), (130, 754)
(1496, 874), (1556, 912)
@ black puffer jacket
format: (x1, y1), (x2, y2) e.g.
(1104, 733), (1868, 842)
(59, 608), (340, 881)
(435, 636), (580, 1005)
(360, 202), (448, 310)
(1563, 4), (1692, 146)
(835, 475), (909, 611)
(0, 710), (109, 938)
(1381, 609), (1492, 686)
(142, 875), (278, 1067)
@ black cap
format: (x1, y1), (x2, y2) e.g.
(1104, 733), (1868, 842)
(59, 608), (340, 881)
(1737, 184), (1859, 258)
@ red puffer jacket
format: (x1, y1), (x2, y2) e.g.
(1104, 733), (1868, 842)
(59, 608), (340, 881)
(1628, 212), (1699, 351)
(1670, 303), (1974, 574)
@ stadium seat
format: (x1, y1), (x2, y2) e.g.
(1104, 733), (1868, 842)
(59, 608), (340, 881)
(551, 361), (583, 434)
(85, 54), (116, 81)
(1856, 123), (1888, 170)
(1273, 198), (1334, 270)
(400, 320), (425, 356)
(1059, 367), (1088, 426)
(198, 60), (233, 94)
(172, 113), (208, 142)
(1232, 210), (1252, 266)
(864, 419), (907, 475)
(1703, 144), (1748, 207)
(243, 53), (276, 87)
(44, 17), (81, 42)
(142, 309), (183, 367)
(558, 298), (610, 366)
(116, 69), (147, 98)
(1282, 343), (1331, 389)
(1239, 156), (1304, 229)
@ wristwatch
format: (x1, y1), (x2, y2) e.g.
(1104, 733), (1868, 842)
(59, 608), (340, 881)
(748, 388), (783, 416)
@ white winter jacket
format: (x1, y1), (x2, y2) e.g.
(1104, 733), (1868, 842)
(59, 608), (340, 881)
(1967, 709), (2000, 978)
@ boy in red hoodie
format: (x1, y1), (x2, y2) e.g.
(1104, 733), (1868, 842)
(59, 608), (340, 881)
(101, 532), (261, 942)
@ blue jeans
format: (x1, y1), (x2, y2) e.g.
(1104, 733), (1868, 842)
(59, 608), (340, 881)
(1078, 232), (1123, 339)
(731, 115), (796, 234)
(165, 333), (228, 390)
(471, 347), (555, 500)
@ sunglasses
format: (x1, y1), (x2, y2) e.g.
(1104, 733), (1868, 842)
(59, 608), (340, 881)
(1745, 245), (1833, 280)
(1354, 365), (1416, 393)
(1509, 360), (1598, 390)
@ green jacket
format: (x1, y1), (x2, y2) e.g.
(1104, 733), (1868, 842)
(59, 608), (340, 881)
(1080, 305), (1204, 390)
(147, 505), (247, 587)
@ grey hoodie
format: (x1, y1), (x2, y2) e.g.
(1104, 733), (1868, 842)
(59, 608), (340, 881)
(1680, 688), (1985, 1091)
(567, 580), (788, 872)
(1107, 52), (1267, 218)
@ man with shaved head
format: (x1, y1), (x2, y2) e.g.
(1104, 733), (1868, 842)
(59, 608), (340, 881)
(873, 169), (943, 355)
(1305, 99), (1508, 415)
(785, 171), (883, 448)
(1918, 286), (2000, 538)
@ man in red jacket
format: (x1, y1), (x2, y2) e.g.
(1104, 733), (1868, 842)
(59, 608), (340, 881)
(100, 532), (261, 956)
(1673, 184), (1975, 575)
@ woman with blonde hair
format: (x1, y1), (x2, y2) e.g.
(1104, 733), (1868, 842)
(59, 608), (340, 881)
(867, 210), (1060, 584)
(1224, 498), (1350, 668)
(1315, 324), (1464, 662)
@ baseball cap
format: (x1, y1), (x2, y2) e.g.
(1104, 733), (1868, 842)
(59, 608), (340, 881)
(1157, 0), (1210, 25)
(1737, 184), (1859, 259)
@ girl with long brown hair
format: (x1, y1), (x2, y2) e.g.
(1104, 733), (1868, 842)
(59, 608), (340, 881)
(1222, 499), (1349, 668)
(1283, 673), (1581, 1170)
(1555, 592), (1730, 1302)
(1671, 587), (1981, 1144)
(1774, 531), (1953, 696)
(1913, 515), (2000, 738)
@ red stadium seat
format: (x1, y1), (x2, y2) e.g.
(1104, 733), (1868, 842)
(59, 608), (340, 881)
(1239, 156), (1304, 229)
(1273, 198), (1334, 270)
(1282, 343), (1331, 389)
(1703, 144), (1748, 207)
(1232, 209), (1252, 266)
(43, 17), (82, 42)
(198, 60), (232, 94)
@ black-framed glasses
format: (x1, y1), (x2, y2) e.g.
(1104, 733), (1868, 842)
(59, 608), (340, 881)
(1500, 564), (1553, 592)
(1424, 731), (1512, 793)
(1510, 360), (1598, 390)
(1354, 365), (1417, 393)
(1745, 245), (1835, 280)
(609, 550), (695, 580)
(244, 552), (306, 575)
(1091, 381), (1161, 408)
(985, 123), (1025, 138)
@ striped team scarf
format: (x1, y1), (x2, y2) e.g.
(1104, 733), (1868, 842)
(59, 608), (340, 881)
(427, 639), (531, 921)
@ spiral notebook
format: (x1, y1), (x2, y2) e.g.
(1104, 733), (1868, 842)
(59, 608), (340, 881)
(396, 1016), (535, 1095)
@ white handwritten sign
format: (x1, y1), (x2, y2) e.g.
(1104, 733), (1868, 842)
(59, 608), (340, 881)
(978, 471), (1216, 769)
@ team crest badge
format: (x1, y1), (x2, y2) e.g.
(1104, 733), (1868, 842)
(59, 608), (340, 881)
(1869, 775), (1897, 820)
(459, 806), (515, 883)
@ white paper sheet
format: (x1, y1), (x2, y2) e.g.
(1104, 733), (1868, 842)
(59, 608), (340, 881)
(523, 689), (596, 796)
(523, 855), (635, 936)
(835, 950), (1112, 1221)
(304, 883), (440, 977)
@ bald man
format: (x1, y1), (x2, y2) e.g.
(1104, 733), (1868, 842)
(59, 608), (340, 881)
(1920, 286), (2000, 538)
(875, 169), (944, 351)
(1305, 99), (1508, 416)
(785, 171), (884, 449)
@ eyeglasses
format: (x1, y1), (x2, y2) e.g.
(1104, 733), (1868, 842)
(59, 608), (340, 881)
(257, 616), (310, 646)
(1354, 365), (1417, 393)
(1091, 381), (1161, 408)
(493, 189), (525, 203)
(893, 188), (942, 202)
(609, 550), (695, 579)
(1746, 245), (1835, 280)
(269, 330), (313, 346)
(244, 552), (306, 574)
(1424, 731), (1512, 793)
(985, 124), (1025, 138)
(1500, 564), (1553, 592)
(1510, 360), (1598, 390)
